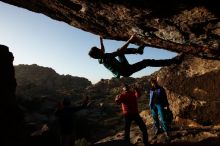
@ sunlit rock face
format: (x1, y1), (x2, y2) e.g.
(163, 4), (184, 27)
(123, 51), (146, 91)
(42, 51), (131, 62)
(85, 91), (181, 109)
(0, 0), (219, 59)
(157, 55), (220, 124)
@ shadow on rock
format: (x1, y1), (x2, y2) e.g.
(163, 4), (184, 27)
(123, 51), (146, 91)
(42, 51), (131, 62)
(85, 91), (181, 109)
(91, 140), (136, 146)
(91, 137), (220, 146)
(153, 137), (220, 146)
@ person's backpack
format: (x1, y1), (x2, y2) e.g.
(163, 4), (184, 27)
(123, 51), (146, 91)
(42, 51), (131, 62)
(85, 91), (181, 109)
(165, 108), (173, 125)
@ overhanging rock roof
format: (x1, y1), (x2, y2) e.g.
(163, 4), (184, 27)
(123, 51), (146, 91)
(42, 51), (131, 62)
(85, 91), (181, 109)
(1, 0), (220, 59)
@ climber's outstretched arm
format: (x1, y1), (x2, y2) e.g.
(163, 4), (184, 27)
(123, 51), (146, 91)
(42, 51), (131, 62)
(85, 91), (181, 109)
(117, 34), (135, 54)
(100, 36), (105, 53)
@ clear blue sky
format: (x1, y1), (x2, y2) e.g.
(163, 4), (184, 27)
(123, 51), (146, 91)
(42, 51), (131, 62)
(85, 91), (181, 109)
(0, 2), (177, 84)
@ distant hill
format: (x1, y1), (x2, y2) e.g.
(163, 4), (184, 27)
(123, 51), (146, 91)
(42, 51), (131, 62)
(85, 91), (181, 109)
(15, 64), (92, 100)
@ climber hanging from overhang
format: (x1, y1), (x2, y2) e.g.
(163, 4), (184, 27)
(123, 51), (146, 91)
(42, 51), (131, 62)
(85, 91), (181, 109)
(88, 34), (184, 78)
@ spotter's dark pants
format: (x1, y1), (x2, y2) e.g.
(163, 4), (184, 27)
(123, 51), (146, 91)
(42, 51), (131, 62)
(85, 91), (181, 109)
(124, 114), (148, 146)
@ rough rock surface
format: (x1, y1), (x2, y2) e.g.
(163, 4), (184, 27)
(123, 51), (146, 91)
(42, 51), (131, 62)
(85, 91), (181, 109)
(156, 55), (220, 124)
(94, 119), (220, 146)
(0, 1), (220, 145)
(0, 0), (220, 59)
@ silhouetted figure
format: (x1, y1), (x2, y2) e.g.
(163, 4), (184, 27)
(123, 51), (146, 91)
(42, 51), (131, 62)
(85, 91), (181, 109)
(0, 45), (27, 146)
(55, 97), (89, 146)
(149, 78), (171, 140)
(115, 84), (149, 146)
(89, 35), (183, 78)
